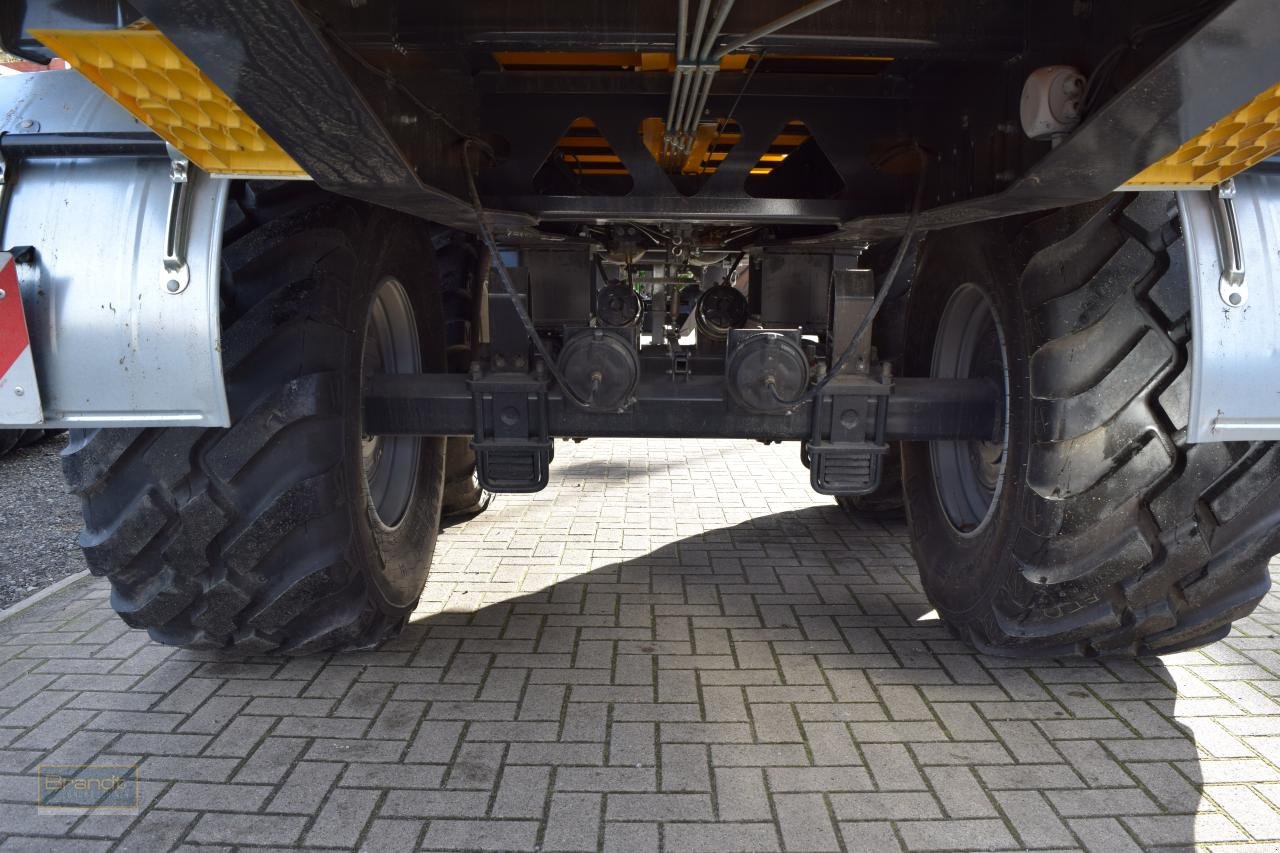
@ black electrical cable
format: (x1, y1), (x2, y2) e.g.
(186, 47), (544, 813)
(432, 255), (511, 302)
(769, 147), (930, 409)
(309, 12), (594, 410)
(305, 8), (493, 153)
(462, 140), (598, 410)
(591, 254), (614, 319)
(593, 255), (614, 288)
(1080, 1), (1218, 117)
(714, 54), (763, 141)
(720, 251), (746, 287)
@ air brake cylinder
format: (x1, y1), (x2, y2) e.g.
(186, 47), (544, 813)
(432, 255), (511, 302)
(724, 330), (810, 414)
(693, 284), (749, 339)
(596, 283), (642, 327)
(556, 329), (640, 412)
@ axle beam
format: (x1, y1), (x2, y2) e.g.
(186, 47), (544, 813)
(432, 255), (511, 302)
(364, 373), (999, 442)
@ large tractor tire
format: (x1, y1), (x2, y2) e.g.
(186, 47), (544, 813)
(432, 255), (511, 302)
(902, 192), (1279, 657)
(62, 186), (447, 653)
(0, 428), (59, 458)
(0, 431), (33, 458)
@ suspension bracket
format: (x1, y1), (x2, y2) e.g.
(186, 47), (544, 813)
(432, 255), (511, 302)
(804, 371), (891, 496)
(469, 367), (553, 493)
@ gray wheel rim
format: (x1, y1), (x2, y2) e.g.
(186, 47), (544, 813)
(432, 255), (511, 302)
(928, 283), (1009, 536)
(361, 277), (422, 529)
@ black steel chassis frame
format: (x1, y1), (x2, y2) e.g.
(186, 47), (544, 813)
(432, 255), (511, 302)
(8, 0), (1275, 239)
(132, 0), (1279, 238)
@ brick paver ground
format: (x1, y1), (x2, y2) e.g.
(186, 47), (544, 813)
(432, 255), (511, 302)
(1, 438), (1279, 851)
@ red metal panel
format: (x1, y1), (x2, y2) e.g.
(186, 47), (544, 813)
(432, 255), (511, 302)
(0, 255), (27, 379)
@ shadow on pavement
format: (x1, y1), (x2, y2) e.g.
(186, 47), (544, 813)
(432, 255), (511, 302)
(395, 504), (1206, 849)
(0, 504), (1219, 850)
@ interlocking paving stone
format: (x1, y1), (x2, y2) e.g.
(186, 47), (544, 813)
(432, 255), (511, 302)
(0, 438), (1277, 850)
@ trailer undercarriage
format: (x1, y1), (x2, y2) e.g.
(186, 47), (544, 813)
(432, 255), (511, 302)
(3, 0), (1280, 656)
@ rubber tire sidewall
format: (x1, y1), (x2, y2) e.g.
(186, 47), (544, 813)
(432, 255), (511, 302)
(901, 225), (1030, 627)
(340, 210), (446, 615)
(0, 431), (23, 458)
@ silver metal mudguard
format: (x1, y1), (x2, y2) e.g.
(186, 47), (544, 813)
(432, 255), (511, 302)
(1180, 170), (1280, 443)
(0, 70), (229, 428)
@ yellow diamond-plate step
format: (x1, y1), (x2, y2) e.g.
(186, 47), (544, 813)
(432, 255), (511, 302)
(1123, 81), (1280, 189)
(32, 22), (307, 178)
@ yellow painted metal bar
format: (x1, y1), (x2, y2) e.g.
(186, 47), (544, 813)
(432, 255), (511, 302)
(1122, 82), (1280, 189)
(32, 22), (306, 178)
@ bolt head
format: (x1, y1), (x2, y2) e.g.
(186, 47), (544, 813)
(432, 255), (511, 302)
(14, 387), (24, 397)
(0, 289), (6, 299)
(166, 279), (181, 293)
